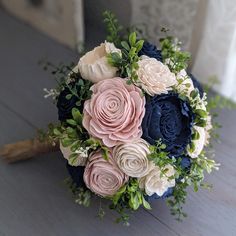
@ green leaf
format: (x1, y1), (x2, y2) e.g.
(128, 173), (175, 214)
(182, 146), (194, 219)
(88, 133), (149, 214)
(66, 119), (77, 126)
(66, 94), (72, 100)
(68, 153), (78, 166)
(101, 146), (110, 160)
(129, 32), (136, 46)
(195, 109), (208, 118)
(195, 119), (207, 127)
(190, 90), (198, 99)
(142, 196), (152, 210)
(61, 138), (74, 147)
(72, 108), (83, 124)
(192, 130), (200, 140)
(121, 41), (130, 51)
(53, 128), (62, 136)
(135, 40), (144, 53)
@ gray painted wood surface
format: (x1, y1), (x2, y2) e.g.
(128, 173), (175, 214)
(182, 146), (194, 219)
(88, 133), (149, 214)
(0, 8), (235, 236)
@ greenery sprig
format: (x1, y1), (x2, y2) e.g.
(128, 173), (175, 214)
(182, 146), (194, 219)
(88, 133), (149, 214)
(160, 36), (191, 74)
(107, 32), (144, 84)
(103, 11), (123, 46)
(64, 177), (91, 207)
(109, 178), (151, 225)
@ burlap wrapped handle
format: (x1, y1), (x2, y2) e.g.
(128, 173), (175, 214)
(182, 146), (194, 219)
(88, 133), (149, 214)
(0, 139), (59, 163)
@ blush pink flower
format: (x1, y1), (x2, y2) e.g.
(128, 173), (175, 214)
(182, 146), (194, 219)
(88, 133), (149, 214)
(83, 150), (128, 197)
(82, 77), (146, 147)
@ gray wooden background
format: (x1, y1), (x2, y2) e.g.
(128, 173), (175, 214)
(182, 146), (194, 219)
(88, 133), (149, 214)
(0, 8), (236, 236)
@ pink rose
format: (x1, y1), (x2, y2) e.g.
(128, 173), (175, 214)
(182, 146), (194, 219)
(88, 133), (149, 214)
(82, 77), (145, 147)
(83, 150), (128, 197)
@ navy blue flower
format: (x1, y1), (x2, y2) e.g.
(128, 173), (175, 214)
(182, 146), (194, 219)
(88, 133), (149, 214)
(138, 41), (162, 62)
(57, 84), (79, 122)
(179, 156), (191, 171)
(188, 73), (204, 98)
(142, 93), (194, 157)
(66, 164), (85, 188)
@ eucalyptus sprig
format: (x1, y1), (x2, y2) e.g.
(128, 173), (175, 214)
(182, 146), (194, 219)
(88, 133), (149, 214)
(107, 32), (144, 84)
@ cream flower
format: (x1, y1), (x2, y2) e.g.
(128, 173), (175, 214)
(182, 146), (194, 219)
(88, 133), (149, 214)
(78, 41), (121, 83)
(136, 56), (177, 96)
(139, 164), (175, 196)
(204, 115), (213, 145)
(83, 150), (128, 197)
(176, 69), (195, 97)
(60, 142), (87, 166)
(113, 139), (152, 178)
(187, 126), (206, 158)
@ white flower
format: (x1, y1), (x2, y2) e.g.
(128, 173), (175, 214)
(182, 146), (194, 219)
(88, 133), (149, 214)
(43, 88), (59, 100)
(139, 164), (175, 196)
(175, 69), (195, 97)
(113, 139), (152, 178)
(78, 41), (121, 83)
(136, 56), (177, 96)
(187, 126), (206, 158)
(60, 142), (87, 166)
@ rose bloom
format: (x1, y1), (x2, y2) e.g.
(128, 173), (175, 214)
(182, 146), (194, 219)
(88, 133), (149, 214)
(142, 93), (193, 157)
(78, 41), (121, 83)
(83, 150), (128, 197)
(139, 164), (176, 197)
(113, 138), (152, 178)
(83, 77), (146, 147)
(136, 56), (177, 96)
(59, 142), (87, 166)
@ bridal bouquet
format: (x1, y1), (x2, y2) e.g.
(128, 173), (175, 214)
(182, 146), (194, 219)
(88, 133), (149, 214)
(41, 11), (220, 224)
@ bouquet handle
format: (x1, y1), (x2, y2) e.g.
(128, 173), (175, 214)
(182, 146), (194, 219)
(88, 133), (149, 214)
(0, 139), (59, 163)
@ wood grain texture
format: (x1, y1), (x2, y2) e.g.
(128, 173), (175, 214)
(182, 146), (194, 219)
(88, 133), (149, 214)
(0, 9), (177, 236)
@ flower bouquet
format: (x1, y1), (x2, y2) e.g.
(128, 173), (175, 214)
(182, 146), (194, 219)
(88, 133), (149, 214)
(1, 11), (226, 225)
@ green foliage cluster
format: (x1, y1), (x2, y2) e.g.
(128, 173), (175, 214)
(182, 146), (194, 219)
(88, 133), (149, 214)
(65, 177), (91, 207)
(160, 36), (191, 74)
(107, 32), (144, 84)
(149, 140), (173, 169)
(167, 152), (219, 220)
(64, 78), (93, 108)
(41, 61), (93, 109)
(103, 11), (123, 46)
(109, 178), (151, 225)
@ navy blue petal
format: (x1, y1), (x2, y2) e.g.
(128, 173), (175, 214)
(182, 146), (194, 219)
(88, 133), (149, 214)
(138, 41), (162, 62)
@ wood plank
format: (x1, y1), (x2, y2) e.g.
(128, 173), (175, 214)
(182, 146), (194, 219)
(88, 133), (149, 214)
(0, 8), (77, 129)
